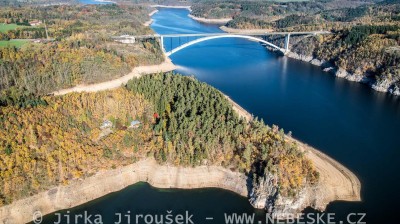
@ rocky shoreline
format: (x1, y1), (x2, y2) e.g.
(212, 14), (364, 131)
(181, 8), (400, 97)
(285, 51), (400, 96)
(150, 5), (191, 10)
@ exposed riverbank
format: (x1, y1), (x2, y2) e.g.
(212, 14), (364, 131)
(285, 51), (400, 96)
(0, 158), (248, 224)
(0, 117), (361, 223)
(188, 15), (232, 25)
(52, 57), (176, 95)
(219, 25), (273, 33)
(144, 10), (158, 27)
(150, 5), (191, 10)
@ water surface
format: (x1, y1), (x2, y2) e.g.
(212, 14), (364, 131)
(42, 8), (400, 224)
(152, 8), (400, 224)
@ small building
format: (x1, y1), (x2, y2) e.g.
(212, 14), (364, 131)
(129, 120), (141, 128)
(100, 120), (113, 129)
(29, 20), (42, 26)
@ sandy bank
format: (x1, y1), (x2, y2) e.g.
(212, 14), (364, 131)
(150, 5), (191, 11)
(143, 10), (158, 26)
(148, 9), (158, 17)
(189, 15), (232, 24)
(220, 25), (273, 34)
(2, 55), (360, 223)
(286, 137), (361, 208)
(224, 94), (253, 121)
(144, 19), (153, 27)
(52, 57), (176, 96)
(0, 158), (247, 224)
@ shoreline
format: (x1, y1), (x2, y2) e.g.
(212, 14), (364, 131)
(1, 63), (361, 223)
(286, 136), (361, 207)
(93, 0), (116, 3)
(52, 56), (176, 95)
(0, 158), (248, 224)
(285, 51), (400, 96)
(150, 5), (191, 11)
(146, 6), (398, 95)
(143, 9), (158, 27)
(219, 25), (273, 33)
(188, 15), (232, 25)
(224, 94), (361, 207)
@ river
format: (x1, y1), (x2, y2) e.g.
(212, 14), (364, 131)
(154, 9), (400, 224)
(41, 7), (400, 224)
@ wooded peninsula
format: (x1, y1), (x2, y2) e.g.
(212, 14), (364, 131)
(0, 0), (370, 222)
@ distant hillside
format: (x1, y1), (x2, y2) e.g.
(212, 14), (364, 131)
(0, 4), (164, 106)
(0, 0), (75, 6)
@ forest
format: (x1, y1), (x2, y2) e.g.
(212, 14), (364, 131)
(0, 4), (164, 106)
(0, 73), (318, 206)
(127, 74), (319, 197)
(280, 21), (400, 92)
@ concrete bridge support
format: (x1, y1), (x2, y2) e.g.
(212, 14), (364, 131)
(284, 33), (291, 53)
(160, 36), (164, 53)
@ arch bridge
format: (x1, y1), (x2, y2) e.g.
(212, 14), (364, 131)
(120, 31), (330, 56)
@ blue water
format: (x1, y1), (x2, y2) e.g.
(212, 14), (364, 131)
(152, 8), (400, 224)
(40, 8), (400, 224)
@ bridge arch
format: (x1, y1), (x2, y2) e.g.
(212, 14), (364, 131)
(164, 34), (284, 56)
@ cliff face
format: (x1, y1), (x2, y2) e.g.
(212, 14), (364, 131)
(249, 172), (279, 211)
(248, 136), (361, 219)
(249, 172), (316, 220)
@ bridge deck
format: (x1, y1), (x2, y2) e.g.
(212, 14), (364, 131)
(130, 31), (330, 39)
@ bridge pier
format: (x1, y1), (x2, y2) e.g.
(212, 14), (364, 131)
(160, 36), (164, 53)
(284, 33), (291, 53)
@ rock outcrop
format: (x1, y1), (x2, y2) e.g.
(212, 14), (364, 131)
(247, 136), (361, 219)
(249, 172), (279, 211)
(286, 51), (400, 95)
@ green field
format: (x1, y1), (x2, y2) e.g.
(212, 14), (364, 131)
(0, 40), (28, 48)
(0, 23), (24, 33)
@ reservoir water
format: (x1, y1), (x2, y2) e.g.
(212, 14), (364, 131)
(78, 0), (114, 5)
(41, 8), (400, 224)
